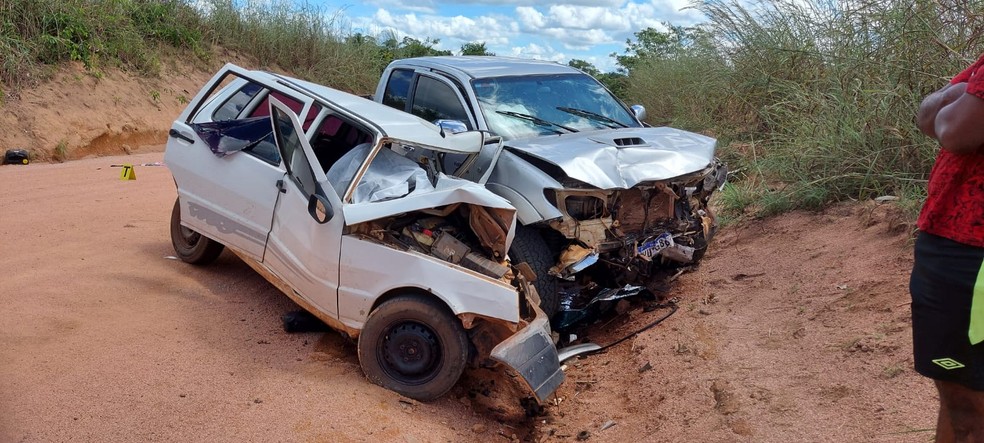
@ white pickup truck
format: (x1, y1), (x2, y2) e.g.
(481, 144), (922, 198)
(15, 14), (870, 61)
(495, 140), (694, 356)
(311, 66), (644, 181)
(373, 57), (726, 325)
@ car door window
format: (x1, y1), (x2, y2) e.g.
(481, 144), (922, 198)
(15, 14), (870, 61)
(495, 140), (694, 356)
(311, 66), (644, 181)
(272, 106), (317, 196)
(212, 82), (263, 121)
(411, 76), (472, 129)
(382, 68), (414, 111)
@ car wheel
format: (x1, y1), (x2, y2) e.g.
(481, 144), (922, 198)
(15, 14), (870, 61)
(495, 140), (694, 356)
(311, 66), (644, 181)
(358, 295), (469, 401)
(170, 198), (224, 265)
(510, 225), (561, 317)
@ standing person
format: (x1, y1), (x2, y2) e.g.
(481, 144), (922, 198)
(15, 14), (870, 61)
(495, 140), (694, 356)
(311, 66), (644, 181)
(913, 53), (984, 442)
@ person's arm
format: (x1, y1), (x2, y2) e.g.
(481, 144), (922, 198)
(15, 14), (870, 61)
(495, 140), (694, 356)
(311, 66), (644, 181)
(917, 82), (966, 140)
(934, 86), (984, 154)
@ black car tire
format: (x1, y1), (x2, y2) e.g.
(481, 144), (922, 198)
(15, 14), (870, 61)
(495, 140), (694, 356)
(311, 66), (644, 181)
(358, 294), (469, 402)
(170, 198), (224, 265)
(510, 225), (562, 317)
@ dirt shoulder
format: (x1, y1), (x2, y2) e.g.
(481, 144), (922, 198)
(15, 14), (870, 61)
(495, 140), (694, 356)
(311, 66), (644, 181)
(538, 204), (933, 442)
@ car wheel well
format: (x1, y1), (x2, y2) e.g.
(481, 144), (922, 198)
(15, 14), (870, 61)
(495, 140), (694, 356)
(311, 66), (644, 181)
(370, 287), (453, 318)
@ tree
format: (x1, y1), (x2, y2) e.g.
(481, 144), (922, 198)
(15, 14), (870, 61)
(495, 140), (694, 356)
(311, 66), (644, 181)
(460, 41), (494, 56)
(612, 25), (701, 73)
(398, 36), (452, 58)
(567, 59), (600, 76)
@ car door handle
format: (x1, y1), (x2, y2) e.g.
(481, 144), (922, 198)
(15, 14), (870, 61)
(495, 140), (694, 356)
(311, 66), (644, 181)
(168, 129), (195, 144)
(276, 179), (287, 193)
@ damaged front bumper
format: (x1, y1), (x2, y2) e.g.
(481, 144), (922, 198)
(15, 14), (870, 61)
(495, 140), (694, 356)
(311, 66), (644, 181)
(489, 303), (565, 402)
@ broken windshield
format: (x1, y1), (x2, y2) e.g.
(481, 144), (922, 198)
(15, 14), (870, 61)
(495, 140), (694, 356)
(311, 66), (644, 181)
(472, 74), (639, 140)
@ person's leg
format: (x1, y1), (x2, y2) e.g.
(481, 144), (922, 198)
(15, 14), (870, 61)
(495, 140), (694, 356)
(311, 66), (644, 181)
(936, 380), (955, 443)
(937, 379), (984, 443)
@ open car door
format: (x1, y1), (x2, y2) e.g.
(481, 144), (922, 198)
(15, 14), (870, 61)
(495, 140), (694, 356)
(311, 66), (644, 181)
(165, 64), (316, 260)
(263, 98), (346, 319)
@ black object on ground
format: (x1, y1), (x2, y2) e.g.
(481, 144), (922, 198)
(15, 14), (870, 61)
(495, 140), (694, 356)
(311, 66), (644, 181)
(282, 310), (331, 333)
(3, 149), (29, 165)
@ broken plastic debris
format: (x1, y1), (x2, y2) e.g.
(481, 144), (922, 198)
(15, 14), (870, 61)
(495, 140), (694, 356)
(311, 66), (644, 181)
(557, 342), (602, 363)
(552, 285), (646, 330)
(549, 244), (596, 280)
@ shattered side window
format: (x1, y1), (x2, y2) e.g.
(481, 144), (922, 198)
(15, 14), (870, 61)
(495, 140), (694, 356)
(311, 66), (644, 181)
(213, 82), (263, 121)
(191, 116), (276, 161)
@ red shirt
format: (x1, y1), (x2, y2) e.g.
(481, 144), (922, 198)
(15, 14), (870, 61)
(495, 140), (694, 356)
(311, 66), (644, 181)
(917, 54), (984, 247)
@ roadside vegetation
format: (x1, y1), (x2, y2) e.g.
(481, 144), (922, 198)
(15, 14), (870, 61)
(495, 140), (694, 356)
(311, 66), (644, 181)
(2, 0), (978, 220)
(613, 0), (984, 221)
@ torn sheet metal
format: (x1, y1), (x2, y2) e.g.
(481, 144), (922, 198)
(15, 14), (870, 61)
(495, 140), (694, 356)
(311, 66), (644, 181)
(503, 127), (716, 189)
(192, 116), (273, 157)
(343, 173), (516, 232)
(327, 143), (434, 204)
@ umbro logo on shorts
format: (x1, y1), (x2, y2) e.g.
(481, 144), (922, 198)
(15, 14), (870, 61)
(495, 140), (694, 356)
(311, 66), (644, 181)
(932, 358), (966, 370)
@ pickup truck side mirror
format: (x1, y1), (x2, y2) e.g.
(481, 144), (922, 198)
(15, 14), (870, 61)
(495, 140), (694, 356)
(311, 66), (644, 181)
(630, 105), (647, 122)
(308, 194), (334, 224)
(435, 119), (468, 135)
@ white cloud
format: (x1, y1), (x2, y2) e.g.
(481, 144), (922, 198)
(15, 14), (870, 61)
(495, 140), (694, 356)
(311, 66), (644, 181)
(343, 2), (709, 73)
(546, 5), (629, 31)
(369, 9), (515, 48)
(365, 0), (437, 14)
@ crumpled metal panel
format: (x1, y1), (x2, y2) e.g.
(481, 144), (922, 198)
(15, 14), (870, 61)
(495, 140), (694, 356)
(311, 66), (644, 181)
(490, 304), (565, 402)
(503, 127), (717, 189)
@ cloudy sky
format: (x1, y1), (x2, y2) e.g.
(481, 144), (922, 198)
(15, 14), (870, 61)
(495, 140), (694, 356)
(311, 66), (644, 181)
(319, 0), (706, 72)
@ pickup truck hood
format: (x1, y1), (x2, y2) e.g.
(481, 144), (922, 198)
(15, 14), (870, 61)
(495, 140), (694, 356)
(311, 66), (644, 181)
(503, 127), (717, 189)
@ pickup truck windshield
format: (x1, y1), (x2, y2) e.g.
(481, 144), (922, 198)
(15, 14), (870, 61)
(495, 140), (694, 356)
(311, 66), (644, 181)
(472, 74), (638, 140)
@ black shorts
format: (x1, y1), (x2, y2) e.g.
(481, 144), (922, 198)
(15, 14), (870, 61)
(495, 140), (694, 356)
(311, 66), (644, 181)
(910, 231), (984, 390)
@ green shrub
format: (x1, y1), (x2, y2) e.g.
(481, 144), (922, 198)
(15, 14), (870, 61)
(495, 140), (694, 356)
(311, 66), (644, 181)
(622, 0), (984, 217)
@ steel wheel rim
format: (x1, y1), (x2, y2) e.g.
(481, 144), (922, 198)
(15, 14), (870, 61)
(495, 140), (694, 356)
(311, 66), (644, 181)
(377, 321), (442, 386)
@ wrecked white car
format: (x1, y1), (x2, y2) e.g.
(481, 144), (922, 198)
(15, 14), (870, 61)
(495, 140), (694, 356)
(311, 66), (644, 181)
(164, 64), (563, 402)
(374, 57), (727, 327)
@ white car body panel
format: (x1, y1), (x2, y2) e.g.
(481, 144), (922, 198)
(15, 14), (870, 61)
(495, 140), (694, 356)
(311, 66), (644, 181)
(336, 238), (520, 330)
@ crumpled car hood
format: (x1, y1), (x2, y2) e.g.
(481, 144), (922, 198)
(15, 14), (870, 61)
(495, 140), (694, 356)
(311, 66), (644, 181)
(503, 127), (717, 189)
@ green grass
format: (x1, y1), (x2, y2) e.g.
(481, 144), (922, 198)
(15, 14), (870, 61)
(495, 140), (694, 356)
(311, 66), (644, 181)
(0, 0), (455, 95)
(621, 0), (984, 219)
(52, 139), (68, 162)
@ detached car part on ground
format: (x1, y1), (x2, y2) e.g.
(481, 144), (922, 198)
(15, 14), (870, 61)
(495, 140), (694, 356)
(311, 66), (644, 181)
(374, 57), (727, 326)
(164, 64), (563, 402)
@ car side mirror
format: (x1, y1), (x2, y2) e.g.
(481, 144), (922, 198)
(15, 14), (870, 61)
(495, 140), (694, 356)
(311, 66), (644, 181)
(630, 105), (647, 122)
(308, 194), (334, 224)
(435, 119), (468, 135)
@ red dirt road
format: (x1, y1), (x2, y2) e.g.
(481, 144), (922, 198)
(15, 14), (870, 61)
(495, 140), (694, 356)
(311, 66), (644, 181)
(0, 153), (520, 442)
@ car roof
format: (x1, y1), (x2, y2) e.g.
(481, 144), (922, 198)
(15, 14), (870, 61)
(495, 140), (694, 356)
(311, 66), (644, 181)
(261, 70), (483, 154)
(391, 56), (582, 79)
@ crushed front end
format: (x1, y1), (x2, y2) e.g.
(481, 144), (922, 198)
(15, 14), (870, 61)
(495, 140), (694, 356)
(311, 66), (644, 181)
(546, 159), (727, 294)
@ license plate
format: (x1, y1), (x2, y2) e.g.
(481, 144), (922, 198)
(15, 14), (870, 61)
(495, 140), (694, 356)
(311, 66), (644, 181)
(637, 232), (674, 259)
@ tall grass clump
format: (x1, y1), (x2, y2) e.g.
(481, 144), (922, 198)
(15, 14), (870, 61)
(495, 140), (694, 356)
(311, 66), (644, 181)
(626, 0), (984, 217)
(197, 0), (386, 93)
(0, 0), (205, 87)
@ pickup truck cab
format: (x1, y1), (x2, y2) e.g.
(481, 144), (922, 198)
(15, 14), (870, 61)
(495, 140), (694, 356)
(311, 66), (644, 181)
(374, 57), (726, 324)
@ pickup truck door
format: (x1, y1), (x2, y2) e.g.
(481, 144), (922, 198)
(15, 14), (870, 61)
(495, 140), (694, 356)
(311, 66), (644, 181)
(165, 64), (316, 260)
(263, 99), (345, 318)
